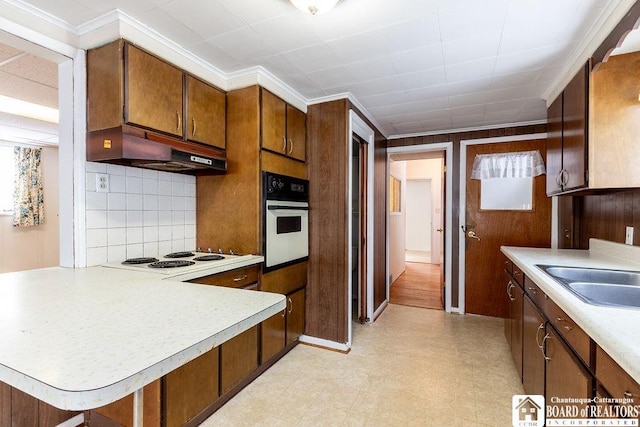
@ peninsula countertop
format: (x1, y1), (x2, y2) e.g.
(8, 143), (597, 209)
(501, 239), (640, 385)
(0, 260), (284, 411)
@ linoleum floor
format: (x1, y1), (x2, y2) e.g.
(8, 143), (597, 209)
(202, 304), (523, 426)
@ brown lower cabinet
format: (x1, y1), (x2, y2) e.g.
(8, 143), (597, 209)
(261, 309), (286, 363)
(286, 288), (305, 345)
(522, 296), (545, 396)
(164, 348), (219, 427)
(0, 384), (80, 427)
(221, 325), (259, 394)
(545, 326), (592, 407)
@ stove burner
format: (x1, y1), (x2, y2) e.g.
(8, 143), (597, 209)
(148, 260), (195, 268)
(193, 254), (225, 261)
(122, 257), (159, 265)
(164, 251), (195, 258)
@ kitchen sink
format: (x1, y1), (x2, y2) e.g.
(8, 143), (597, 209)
(536, 265), (640, 309)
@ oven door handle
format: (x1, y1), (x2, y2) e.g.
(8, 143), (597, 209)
(267, 205), (309, 211)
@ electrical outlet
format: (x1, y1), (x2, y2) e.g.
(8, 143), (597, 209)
(96, 173), (109, 193)
(625, 226), (634, 245)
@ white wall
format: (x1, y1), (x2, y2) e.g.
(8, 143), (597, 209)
(406, 158), (444, 262)
(389, 160), (406, 284)
(405, 179), (432, 252)
(84, 162), (196, 266)
(0, 146), (59, 273)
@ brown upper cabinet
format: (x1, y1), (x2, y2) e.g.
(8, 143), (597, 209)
(547, 52), (640, 195)
(546, 62), (588, 195)
(261, 89), (306, 161)
(87, 39), (226, 150)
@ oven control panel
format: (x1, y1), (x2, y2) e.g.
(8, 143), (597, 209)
(264, 172), (309, 202)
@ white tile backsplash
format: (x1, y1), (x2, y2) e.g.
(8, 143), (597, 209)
(84, 164), (197, 266)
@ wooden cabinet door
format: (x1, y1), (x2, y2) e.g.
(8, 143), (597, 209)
(164, 348), (219, 427)
(546, 93), (563, 195)
(125, 44), (184, 137)
(522, 296), (545, 396)
(510, 282), (524, 380)
(261, 89), (287, 155)
(562, 63), (588, 192)
(261, 310), (286, 363)
(187, 75), (226, 149)
(546, 327), (592, 409)
(286, 105), (306, 161)
(221, 325), (259, 394)
(286, 288), (305, 345)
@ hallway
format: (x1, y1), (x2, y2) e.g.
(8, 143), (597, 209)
(390, 262), (443, 310)
(202, 304), (523, 426)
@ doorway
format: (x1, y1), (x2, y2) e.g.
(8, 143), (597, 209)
(386, 144), (453, 312)
(351, 133), (368, 323)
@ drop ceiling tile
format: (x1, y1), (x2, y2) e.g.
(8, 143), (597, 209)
(359, 91), (413, 108)
(188, 41), (243, 71)
(448, 104), (485, 117)
(0, 71), (58, 108)
(493, 47), (558, 75)
(348, 76), (405, 98)
(207, 26), (278, 63)
(282, 44), (343, 74)
(1, 54), (58, 88)
(446, 78), (492, 97)
(445, 58), (496, 83)
(304, 66), (358, 89)
(403, 85), (449, 102)
(483, 110), (521, 124)
(160, 0), (246, 40)
(391, 45), (445, 74)
(443, 33), (501, 65)
(491, 69), (542, 89)
(251, 14), (324, 53)
(326, 30), (391, 63)
(437, 0), (507, 43)
(220, 0), (293, 25)
(486, 83), (541, 103)
(399, 67), (447, 91)
(0, 44), (23, 62)
(139, 8), (204, 48)
(448, 92), (489, 108)
(516, 106), (547, 122)
(344, 57), (399, 81)
(451, 113), (485, 127)
(484, 99), (525, 114)
(17, 0), (98, 26)
(0, 112), (58, 134)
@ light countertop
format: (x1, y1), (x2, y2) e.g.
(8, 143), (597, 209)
(501, 239), (640, 384)
(0, 257), (285, 411)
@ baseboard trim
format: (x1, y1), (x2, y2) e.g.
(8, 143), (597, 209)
(298, 335), (350, 353)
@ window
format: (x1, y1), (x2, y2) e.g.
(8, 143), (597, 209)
(389, 175), (401, 213)
(0, 146), (14, 214)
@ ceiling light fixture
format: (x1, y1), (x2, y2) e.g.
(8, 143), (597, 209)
(0, 95), (58, 124)
(289, 0), (340, 15)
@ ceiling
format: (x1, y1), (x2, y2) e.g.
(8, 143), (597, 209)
(0, 0), (636, 142)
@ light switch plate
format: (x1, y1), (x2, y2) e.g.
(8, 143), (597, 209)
(625, 226), (634, 245)
(96, 173), (109, 193)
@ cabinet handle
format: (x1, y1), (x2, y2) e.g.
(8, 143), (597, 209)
(287, 297), (293, 314)
(176, 111), (181, 133)
(288, 139), (294, 155)
(282, 307), (286, 318)
(624, 391), (634, 399)
(527, 286), (538, 295)
(560, 169), (569, 186)
(556, 171), (563, 187)
(282, 136), (287, 153)
(535, 322), (545, 347)
(233, 274), (248, 282)
(192, 117), (197, 138)
(506, 281), (515, 301)
(540, 333), (552, 361)
(555, 317), (573, 332)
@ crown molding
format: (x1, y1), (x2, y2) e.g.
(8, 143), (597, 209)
(543, 0), (635, 105)
(387, 119), (546, 140)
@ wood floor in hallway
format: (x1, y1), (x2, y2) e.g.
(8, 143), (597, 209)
(390, 262), (443, 310)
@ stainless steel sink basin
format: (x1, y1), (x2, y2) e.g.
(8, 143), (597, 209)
(567, 282), (640, 308)
(536, 265), (640, 309)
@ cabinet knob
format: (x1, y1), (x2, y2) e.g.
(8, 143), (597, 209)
(624, 391), (634, 399)
(233, 274), (248, 282)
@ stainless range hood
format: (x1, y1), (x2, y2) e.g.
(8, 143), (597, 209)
(87, 126), (226, 175)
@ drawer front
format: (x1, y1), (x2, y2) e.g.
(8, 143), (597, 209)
(190, 265), (259, 289)
(504, 258), (513, 276)
(596, 346), (640, 401)
(545, 300), (591, 367)
(261, 261), (307, 295)
(523, 276), (547, 311)
(512, 264), (524, 286)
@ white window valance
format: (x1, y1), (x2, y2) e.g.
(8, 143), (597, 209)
(471, 150), (546, 180)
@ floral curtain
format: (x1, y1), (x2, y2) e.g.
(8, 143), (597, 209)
(471, 150), (546, 180)
(13, 147), (44, 227)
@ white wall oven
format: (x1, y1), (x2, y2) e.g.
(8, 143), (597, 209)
(263, 172), (309, 272)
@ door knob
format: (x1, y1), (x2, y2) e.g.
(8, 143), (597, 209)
(467, 231), (481, 241)
(436, 228), (443, 232)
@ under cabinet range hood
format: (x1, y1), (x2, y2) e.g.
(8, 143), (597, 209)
(87, 126), (226, 174)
